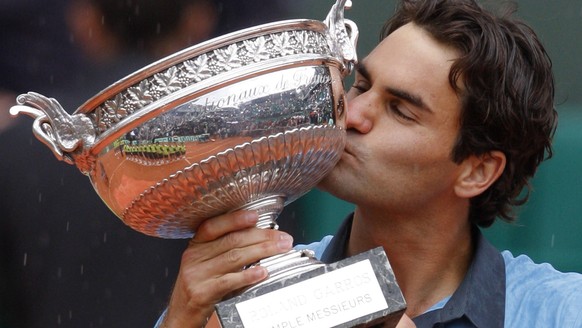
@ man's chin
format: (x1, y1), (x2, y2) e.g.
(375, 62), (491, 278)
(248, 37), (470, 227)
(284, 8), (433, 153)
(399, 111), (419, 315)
(315, 172), (341, 196)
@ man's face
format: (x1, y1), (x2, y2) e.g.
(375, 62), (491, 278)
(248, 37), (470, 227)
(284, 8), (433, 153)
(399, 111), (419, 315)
(320, 22), (466, 215)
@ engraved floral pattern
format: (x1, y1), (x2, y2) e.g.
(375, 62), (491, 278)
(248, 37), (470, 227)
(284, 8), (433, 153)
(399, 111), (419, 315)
(150, 66), (182, 99)
(271, 33), (296, 57)
(182, 54), (212, 83)
(214, 44), (243, 72)
(294, 30), (317, 54)
(90, 30), (331, 134)
(127, 80), (154, 109)
(241, 36), (270, 63)
(96, 93), (125, 131)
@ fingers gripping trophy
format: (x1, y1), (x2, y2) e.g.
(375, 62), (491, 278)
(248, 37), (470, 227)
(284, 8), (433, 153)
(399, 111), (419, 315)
(11, 0), (406, 327)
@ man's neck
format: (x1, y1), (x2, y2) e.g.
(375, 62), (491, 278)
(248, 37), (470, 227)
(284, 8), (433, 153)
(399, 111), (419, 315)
(347, 206), (474, 318)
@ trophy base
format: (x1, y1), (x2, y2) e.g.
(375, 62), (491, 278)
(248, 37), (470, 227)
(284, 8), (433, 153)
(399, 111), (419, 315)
(216, 247), (406, 328)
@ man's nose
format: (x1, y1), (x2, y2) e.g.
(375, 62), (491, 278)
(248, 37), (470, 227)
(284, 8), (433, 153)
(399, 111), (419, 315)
(345, 93), (373, 134)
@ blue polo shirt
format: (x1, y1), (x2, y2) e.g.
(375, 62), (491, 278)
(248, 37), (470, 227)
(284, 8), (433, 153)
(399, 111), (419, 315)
(296, 214), (582, 327)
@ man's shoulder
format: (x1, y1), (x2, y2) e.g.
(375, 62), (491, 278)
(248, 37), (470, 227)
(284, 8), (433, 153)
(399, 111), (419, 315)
(502, 251), (582, 327)
(502, 250), (582, 291)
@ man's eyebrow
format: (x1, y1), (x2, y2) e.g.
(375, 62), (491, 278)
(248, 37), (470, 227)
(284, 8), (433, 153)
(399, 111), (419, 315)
(355, 62), (370, 80)
(386, 87), (433, 113)
(356, 61), (433, 113)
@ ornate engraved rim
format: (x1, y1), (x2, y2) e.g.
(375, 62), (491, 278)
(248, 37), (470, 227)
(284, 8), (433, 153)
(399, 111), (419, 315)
(75, 20), (336, 137)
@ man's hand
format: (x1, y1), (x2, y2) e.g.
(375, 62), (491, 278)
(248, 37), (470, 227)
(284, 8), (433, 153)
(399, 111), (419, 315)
(160, 210), (294, 328)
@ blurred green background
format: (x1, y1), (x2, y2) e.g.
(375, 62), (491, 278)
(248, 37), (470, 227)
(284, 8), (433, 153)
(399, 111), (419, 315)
(281, 1), (582, 273)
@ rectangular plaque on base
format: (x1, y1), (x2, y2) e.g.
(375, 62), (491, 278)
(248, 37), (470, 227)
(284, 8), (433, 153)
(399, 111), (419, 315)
(216, 247), (406, 328)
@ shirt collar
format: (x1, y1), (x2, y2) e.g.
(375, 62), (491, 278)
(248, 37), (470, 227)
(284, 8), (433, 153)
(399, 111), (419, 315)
(319, 213), (353, 263)
(320, 213), (506, 327)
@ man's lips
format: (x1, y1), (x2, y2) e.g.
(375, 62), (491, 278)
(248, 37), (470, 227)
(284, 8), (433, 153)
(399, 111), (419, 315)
(342, 142), (356, 158)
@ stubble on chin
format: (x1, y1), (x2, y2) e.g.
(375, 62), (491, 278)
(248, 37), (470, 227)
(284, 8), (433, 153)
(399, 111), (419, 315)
(315, 161), (347, 196)
(315, 168), (335, 193)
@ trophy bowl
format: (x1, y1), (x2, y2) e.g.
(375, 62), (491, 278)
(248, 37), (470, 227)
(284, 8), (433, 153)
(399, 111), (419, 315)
(11, 0), (358, 241)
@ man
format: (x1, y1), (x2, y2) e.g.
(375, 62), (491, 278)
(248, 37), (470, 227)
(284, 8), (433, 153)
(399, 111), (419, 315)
(157, 0), (582, 327)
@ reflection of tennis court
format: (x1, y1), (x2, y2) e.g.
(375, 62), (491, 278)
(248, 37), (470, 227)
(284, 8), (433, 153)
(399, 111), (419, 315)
(92, 136), (253, 220)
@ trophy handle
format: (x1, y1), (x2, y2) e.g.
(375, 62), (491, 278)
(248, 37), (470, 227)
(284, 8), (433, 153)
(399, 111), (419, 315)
(10, 92), (96, 173)
(324, 0), (359, 74)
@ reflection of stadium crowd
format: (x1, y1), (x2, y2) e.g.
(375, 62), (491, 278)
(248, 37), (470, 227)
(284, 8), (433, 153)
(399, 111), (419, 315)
(125, 82), (334, 143)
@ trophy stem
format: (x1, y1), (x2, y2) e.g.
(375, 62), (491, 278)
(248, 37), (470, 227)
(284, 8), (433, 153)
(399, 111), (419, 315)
(237, 194), (325, 293)
(238, 194), (286, 230)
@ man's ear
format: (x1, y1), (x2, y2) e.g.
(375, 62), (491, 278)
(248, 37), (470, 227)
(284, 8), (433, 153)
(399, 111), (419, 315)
(454, 151), (506, 199)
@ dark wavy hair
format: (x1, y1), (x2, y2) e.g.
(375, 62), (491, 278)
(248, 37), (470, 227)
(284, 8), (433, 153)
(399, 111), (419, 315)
(382, 0), (558, 227)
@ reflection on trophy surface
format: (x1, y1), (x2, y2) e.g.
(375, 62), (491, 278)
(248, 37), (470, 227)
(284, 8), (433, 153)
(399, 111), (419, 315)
(11, 0), (406, 326)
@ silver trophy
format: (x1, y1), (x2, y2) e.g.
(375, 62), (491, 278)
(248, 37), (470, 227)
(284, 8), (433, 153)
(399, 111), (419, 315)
(11, 1), (405, 326)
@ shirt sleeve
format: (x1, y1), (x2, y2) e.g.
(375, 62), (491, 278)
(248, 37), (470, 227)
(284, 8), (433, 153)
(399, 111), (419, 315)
(503, 251), (582, 327)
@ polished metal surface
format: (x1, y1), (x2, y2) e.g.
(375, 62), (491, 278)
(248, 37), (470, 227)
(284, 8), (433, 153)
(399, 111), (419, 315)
(11, 0), (358, 246)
